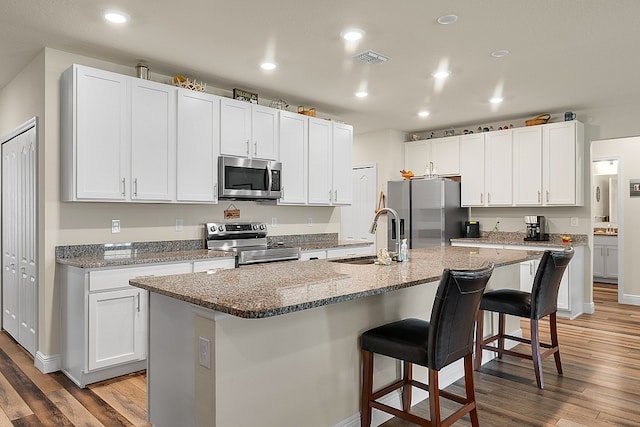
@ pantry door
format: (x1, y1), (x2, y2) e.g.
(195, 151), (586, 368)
(2, 118), (38, 356)
(341, 164), (376, 248)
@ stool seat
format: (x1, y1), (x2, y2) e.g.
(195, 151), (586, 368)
(480, 289), (531, 318)
(360, 264), (494, 427)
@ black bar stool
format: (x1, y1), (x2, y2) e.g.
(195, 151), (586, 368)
(360, 264), (494, 427)
(474, 248), (574, 389)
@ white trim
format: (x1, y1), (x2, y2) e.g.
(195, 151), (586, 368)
(583, 301), (596, 314)
(35, 351), (61, 374)
(620, 294), (640, 306)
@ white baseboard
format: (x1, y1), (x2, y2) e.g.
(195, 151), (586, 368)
(35, 351), (61, 374)
(620, 294), (640, 306)
(583, 301), (596, 314)
(333, 329), (523, 427)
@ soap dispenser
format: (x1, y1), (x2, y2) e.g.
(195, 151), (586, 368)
(400, 239), (408, 262)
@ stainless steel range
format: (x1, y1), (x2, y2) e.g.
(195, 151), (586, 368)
(205, 222), (300, 266)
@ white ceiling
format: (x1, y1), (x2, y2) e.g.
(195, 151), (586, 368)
(1, 0), (638, 134)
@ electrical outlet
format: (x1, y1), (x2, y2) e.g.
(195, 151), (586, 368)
(175, 219), (183, 231)
(271, 217), (277, 227)
(571, 217), (579, 227)
(111, 219), (120, 234)
(198, 337), (211, 369)
(308, 217), (313, 226)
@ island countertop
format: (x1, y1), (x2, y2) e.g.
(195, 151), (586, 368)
(129, 246), (540, 319)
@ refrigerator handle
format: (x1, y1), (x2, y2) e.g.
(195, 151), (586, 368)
(391, 219), (396, 240)
(400, 219), (405, 239)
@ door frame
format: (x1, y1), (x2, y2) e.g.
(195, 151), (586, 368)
(1, 116), (39, 351)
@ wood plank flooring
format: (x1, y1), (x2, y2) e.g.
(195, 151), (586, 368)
(382, 283), (640, 427)
(0, 284), (638, 426)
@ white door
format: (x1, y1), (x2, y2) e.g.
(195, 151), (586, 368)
(2, 121), (37, 356)
(341, 165), (376, 245)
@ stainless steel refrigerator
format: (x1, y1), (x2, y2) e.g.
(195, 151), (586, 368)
(387, 178), (466, 250)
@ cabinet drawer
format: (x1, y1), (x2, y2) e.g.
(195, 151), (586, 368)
(327, 246), (374, 258)
(89, 263), (191, 292)
(192, 258), (236, 272)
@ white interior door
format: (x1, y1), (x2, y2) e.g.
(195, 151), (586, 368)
(341, 165), (376, 245)
(2, 120), (38, 356)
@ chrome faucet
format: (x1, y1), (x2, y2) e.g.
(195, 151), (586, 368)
(369, 207), (401, 258)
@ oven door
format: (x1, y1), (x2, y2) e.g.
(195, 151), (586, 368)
(218, 156), (281, 199)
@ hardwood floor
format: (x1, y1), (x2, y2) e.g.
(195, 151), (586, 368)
(0, 284), (638, 426)
(382, 283), (640, 427)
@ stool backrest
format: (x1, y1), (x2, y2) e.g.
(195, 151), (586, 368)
(531, 248), (574, 319)
(428, 264), (494, 371)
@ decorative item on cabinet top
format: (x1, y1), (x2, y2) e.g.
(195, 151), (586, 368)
(270, 99), (288, 110)
(172, 74), (206, 92)
(233, 88), (258, 103)
(297, 106), (317, 117)
(525, 113), (550, 126)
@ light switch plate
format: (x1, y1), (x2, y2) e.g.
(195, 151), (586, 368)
(198, 337), (211, 369)
(570, 217), (579, 227)
(111, 219), (121, 234)
(175, 219), (183, 231)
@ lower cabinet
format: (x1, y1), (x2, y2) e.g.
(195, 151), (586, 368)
(520, 259), (569, 310)
(593, 235), (618, 283)
(61, 262), (193, 387)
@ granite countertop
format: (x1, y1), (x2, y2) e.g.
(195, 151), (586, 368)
(55, 236), (373, 269)
(129, 246), (540, 319)
(450, 231), (588, 248)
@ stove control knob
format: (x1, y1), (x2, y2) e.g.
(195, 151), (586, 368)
(253, 224), (258, 230)
(259, 224), (266, 230)
(210, 225), (216, 233)
(218, 225), (224, 232)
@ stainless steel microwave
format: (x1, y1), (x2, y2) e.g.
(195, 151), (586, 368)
(218, 156), (282, 200)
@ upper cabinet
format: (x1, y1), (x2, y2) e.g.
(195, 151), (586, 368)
(308, 117), (333, 205)
(220, 98), (278, 160)
(460, 121), (584, 207)
(403, 136), (460, 176)
(278, 111), (308, 205)
(176, 89), (221, 203)
(331, 122), (353, 205)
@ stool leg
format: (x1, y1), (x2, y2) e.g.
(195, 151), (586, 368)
(474, 309), (484, 371)
(464, 354), (480, 427)
(361, 350), (373, 426)
(402, 361), (412, 412)
(497, 313), (505, 359)
(530, 319), (544, 389)
(428, 369), (442, 427)
(550, 312), (563, 375)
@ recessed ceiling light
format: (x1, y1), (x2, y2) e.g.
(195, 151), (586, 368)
(489, 97), (503, 104)
(260, 62), (277, 70)
(432, 70), (451, 79)
(418, 111), (430, 118)
(437, 14), (458, 25)
(355, 91), (368, 98)
(341, 29), (365, 41)
(103, 10), (129, 24)
(491, 50), (510, 58)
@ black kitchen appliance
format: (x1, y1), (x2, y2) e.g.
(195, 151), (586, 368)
(524, 215), (549, 241)
(464, 221), (481, 238)
(205, 221), (300, 266)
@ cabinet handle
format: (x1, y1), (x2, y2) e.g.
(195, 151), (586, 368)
(487, 193), (491, 203)
(546, 190), (549, 203)
(530, 262), (533, 275)
(137, 293), (140, 312)
(606, 248), (609, 256)
(121, 178), (126, 197)
(334, 189), (338, 201)
(214, 184), (218, 201)
(281, 185), (284, 198)
(133, 178), (138, 197)
(246, 139), (250, 155)
(254, 141), (258, 156)
(537, 191), (541, 203)
(480, 193), (484, 204)
(329, 189), (333, 202)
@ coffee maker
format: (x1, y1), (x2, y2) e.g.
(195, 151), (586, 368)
(524, 215), (549, 241)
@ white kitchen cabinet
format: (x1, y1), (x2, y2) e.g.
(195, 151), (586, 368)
(404, 140), (430, 176)
(331, 122), (353, 205)
(300, 250), (328, 261)
(520, 259), (569, 310)
(460, 133), (486, 206)
(176, 89), (221, 203)
(593, 235), (618, 283)
(192, 258), (236, 272)
(130, 79), (177, 201)
(278, 111), (308, 205)
(61, 262), (192, 387)
(484, 129), (512, 206)
(61, 64), (130, 201)
(308, 117), (333, 205)
(513, 126), (543, 205)
(327, 245), (374, 258)
(431, 136), (460, 176)
(220, 98), (278, 160)
(543, 121), (584, 206)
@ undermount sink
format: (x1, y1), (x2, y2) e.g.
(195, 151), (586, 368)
(329, 255), (378, 265)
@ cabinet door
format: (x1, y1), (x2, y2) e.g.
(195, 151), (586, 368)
(593, 245), (605, 278)
(88, 288), (147, 370)
(543, 122), (577, 205)
(521, 259), (569, 310)
(460, 134), (485, 206)
(307, 118), (332, 205)
(220, 98), (252, 157)
(404, 141), (430, 176)
(332, 122), (353, 205)
(278, 111), (307, 205)
(252, 105), (278, 160)
(176, 90), (220, 202)
(485, 130), (512, 206)
(75, 66), (129, 200)
(131, 80), (177, 201)
(604, 245), (618, 279)
(513, 126), (543, 205)
(431, 136), (460, 176)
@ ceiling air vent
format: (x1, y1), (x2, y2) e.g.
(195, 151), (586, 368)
(353, 50), (390, 65)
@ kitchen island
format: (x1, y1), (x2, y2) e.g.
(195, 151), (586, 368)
(130, 246), (540, 427)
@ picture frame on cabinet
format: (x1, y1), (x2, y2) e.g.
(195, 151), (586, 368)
(233, 88), (258, 104)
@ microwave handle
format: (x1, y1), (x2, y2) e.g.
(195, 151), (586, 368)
(266, 164), (273, 192)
